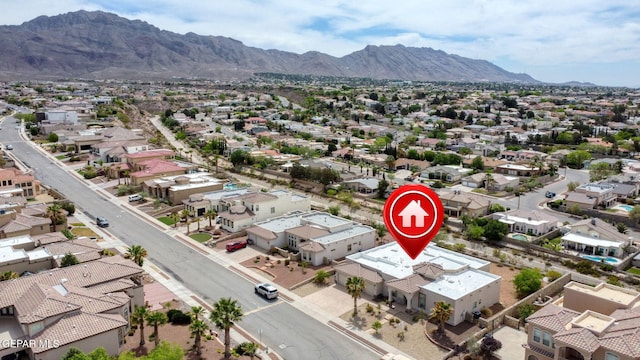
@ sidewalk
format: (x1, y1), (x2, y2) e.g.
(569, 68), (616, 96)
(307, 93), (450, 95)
(28, 116), (412, 359)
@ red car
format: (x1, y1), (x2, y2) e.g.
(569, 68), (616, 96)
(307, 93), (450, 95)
(226, 240), (248, 252)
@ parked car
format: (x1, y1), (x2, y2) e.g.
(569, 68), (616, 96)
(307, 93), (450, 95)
(254, 283), (278, 299)
(5, 144), (12, 150)
(545, 191), (556, 198)
(96, 217), (109, 227)
(225, 240), (247, 252)
(128, 194), (143, 202)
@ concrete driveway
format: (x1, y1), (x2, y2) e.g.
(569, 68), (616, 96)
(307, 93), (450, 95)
(492, 326), (527, 359)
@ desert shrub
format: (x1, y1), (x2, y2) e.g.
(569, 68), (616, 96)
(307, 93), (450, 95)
(167, 309), (191, 325)
(480, 307), (493, 317)
(546, 270), (562, 281)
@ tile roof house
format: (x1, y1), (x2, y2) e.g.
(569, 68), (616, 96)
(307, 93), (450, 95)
(438, 190), (491, 218)
(246, 211), (375, 266)
(0, 256), (144, 360)
(524, 281), (640, 360)
(561, 218), (630, 258)
(217, 190), (310, 233)
(492, 209), (559, 236)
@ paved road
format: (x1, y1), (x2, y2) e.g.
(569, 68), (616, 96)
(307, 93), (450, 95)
(0, 116), (380, 360)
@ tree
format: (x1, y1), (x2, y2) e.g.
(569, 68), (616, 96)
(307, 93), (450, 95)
(629, 205), (640, 223)
(566, 150), (591, 169)
(567, 181), (580, 192)
(210, 297), (244, 359)
(385, 155), (396, 170)
(484, 220), (508, 242)
(131, 305), (148, 346)
(617, 223), (628, 234)
(191, 306), (205, 321)
(126, 245), (148, 267)
(489, 203), (506, 213)
(429, 301), (453, 334)
(146, 311), (168, 347)
(471, 156), (485, 171)
(465, 224), (485, 241)
(204, 209), (218, 228)
(48, 132), (59, 142)
(484, 173), (495, 191)
(313, 270), (331, 284)
(60, 252), (80, 267)
(62, 347), (89, 360)
(169, 212), (180, 228)
(46, 203), (66, 232)
(589, 162), (613, 182)
(189, 319), (210, 356)
(376, 179), (389, 199)
(345, 276), (365, 316)
(567, 204), (582, 215)
(229, 149), (248, 167)
(328, 206), (340, 216)
(459, 147), (473, 158)
(513, 268), (543, 298)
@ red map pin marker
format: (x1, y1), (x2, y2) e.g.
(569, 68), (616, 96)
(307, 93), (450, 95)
(383, 184), (444, 259)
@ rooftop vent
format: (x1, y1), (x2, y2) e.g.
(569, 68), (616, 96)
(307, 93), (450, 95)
(591, 219), (596, 226)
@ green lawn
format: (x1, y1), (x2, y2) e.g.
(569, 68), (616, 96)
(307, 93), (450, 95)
(189, 233), (212, 243)
(627, 267), (640, 276)
(55, 155), (67, 160)
(158, 216), (176, 226)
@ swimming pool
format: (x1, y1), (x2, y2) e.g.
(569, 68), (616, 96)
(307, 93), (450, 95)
(581, 255), (621, 264)
(223, 183), (238, 190)
(511, 234), (528, 241)
(618, 205), (634, 211)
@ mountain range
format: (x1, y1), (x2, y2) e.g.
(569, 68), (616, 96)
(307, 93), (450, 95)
(0, 10), (537, 83)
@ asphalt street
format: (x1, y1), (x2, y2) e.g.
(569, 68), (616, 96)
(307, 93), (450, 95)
(0, 115), (380, 360)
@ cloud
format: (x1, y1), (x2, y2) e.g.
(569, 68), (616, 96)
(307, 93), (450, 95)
(0, 0), (639, 86)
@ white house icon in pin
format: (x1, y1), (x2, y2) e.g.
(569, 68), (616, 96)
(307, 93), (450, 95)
(397, 200), (429, 227)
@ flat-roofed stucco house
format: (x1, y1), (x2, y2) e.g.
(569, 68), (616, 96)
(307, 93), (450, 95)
(524, 281), (640, 360)
(0, 256), (144, 360)
(336, 242), (501, 326)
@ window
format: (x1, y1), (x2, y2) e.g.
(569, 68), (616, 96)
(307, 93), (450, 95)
(418, 293), (426, 309)
(271, 207), (275, 214)
(533, 328), (541, 343)
(473, 301), (477, 309)
(542, 332), (551, 346)
(605, 353), (619, 360)
(255, 205), (259, 211)
(347, 244), (352, 251)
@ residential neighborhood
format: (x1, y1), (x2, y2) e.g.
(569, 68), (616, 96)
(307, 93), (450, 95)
(0, 78), (640, 360)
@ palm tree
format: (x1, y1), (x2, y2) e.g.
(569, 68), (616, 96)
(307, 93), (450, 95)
(46, 203), (65, 232)
(126, 245), (148, 267)
(131, 305), (148, 346)
(345, 276), (365, 317)
(205, 209), (217, 229)
(191, 306), (205, 321)
(243, 342), (259, 360)
(209, 297), (243, 359)
(189, 319), (210, 356)
(169, 212), (180, 228)
(0, 271), (18, 281)
(146, 311), (168, 347)
(429, 301), (454, 334)
(484, 173), (495, 191)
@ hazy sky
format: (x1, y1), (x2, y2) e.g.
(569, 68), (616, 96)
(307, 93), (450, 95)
(2, 1), (639, 87)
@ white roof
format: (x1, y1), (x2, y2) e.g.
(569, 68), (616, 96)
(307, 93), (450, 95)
(0, 246), (27, 264)
(422, 269), (501, 300)
(347, 242), (490, 279)
(0, 235), (33, 249)
(562, 233), (623, 248)
(27, 248), (52, 261)
(313, 225), (374, 245)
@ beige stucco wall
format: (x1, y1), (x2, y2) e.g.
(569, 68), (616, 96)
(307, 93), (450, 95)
(32, 327), (123, 360)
